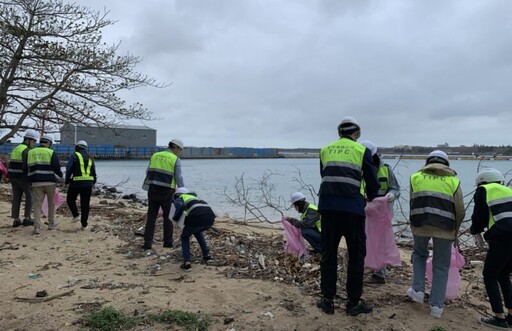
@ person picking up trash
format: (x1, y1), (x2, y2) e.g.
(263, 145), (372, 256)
(171, 187), (215, 270)
(284, 192), (322, 255)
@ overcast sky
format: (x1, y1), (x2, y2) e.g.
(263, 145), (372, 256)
(80, 0), (512, 148)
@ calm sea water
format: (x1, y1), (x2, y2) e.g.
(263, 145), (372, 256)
(95, 158), (512, 221)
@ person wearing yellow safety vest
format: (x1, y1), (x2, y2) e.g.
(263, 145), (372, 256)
(360, 140), (401, 285)
(171, 187), (215, 270)
(407, 150), (464, 319)
(316, 116), (379, 317)
(470, 168), (512, 329)
(26, 134), (63, 235)
(284, 192), (322, 254)
(65, 140), (97, 230)
(8, 129), (38, 228)
(141, 139), (185, 250)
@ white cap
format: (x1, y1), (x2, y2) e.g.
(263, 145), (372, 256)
(475, 168), (504, 185)
(426, 150), (449, 165)
(175, 187), (189, 194)
(40, 133), (54, 144)
(170, 138), (184, 149)
(359, 140), (377, 156)
(23, 130), (39, 141)
(337, 116), (360, 133)
(76, 140), (88, 149)
(290, 192), (306, 204)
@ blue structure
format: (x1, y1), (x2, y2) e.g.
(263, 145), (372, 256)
(0, 143), (279, 159)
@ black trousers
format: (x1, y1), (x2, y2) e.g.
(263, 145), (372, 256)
(66, 185), (92, 227)
(143, 187), (174, 246)
(320, 211), (366, 305)
(483, 239), (512, 314)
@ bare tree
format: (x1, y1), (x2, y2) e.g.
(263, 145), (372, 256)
(0, 0), (167, 142)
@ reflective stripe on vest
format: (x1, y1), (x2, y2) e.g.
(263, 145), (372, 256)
(8, 144), (27, 175)
(27, 147), (55, 181)
(301, 203), (321, 232)
(319, 139), (365, 197)
(72, 152), (94, 181)
(377, 165), (389, 196)
(410, 171), (460, 231)
(143, 150), (177, 189)
(483, 183), (512, 229)
(181, 194), (212, 216)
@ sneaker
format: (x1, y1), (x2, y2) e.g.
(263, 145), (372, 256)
(141, 243), (152, 250)
(316, 298), (335, 315)
(407, 288), (425, 303)
(163, 241), (173, 248)
(365, 274), (386, 285)
(81, 226), (88, 231)
(12, 219), (21, 228)
(346, 300), (373, 316)
(181, 262), (192, 271)
(430, 305), (443, 319)
(48, 221), (59, 230)
(71, 215), (80, 223)
(478, 316), (508, 329)
(32, 227), (40, 235)
(22, 219), (34, 226)
(203, 256), (212, 263)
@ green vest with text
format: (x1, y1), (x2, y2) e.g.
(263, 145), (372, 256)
(410, 171), (460, 231)
(8, 144), (28, 177)
(319, 138), (366, 198)
(301, 203), (321, 232)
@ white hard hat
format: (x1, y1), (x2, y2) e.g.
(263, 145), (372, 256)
(290, 192), (306, 204)
(23, 130), (39, 141)
(170, 138), (184, 149)
(175, 187), (189, 194)
(426, 150), (449, 165)
(40, 133), (54, 144)
(338, 116), (360, 133)
(359, 140), (377, 156)
(76, 140), (88, 149)
(475, 168), (504, 185)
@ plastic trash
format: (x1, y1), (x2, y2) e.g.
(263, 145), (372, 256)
(426, 244), (465, 300)
(282, 217), (308, 258)
(28, 272), (40, 279)
(42, 188), (66, 216)
(364, 197), (401, 270)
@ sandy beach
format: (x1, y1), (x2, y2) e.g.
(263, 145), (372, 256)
(0, 182), (497, 330)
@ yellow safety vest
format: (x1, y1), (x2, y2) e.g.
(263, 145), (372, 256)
(410, 171), (460, 230)
(377, 164), (390, 196)
(143, 150), (177, 189)
(483, 183), (512, 229)
(300, 203), (321, 232)
(319, 138), (366, 197)
(72, 152), (94, 181)
(8, 144), (28, 176)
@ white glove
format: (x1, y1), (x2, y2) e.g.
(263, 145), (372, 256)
(385, 193), (395, 202)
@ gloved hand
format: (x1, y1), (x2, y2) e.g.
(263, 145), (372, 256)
(385, 193), (395, 202)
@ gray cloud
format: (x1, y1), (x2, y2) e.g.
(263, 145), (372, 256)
(82, 0), (512, 148)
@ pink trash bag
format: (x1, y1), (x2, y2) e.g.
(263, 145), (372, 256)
(282, 217), (308, 258)
(364, 196), (401, 270)
(42, 188), (66, 216)
(426, 244), (465, 300)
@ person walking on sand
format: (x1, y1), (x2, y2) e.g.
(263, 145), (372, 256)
(171, 187), (214, 270)
(284, 192), (322, 255)
(316, 116), (379, 316)
(407, 150), (464, 319)
(470, 168), (512, 329)
(65, 140), (97, 230)
(360, 140), (401, 285)
(7, 129), (39, 228)
(26, 134), (63, 235)
(141, 139), (185, 250)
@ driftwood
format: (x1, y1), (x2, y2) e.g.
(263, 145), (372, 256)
(15, 289), (75, 303)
